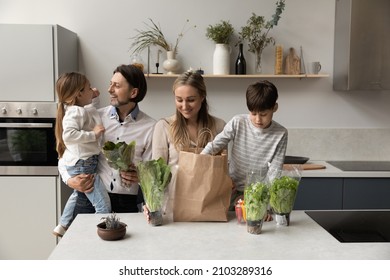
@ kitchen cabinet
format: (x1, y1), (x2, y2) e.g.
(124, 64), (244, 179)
(294, 177), (390, 210)
(343, 178), (390, 209)
(293, 178), (343, 210)
(0, 176), (57, 259)
(333, 0), (390, 90)
(0, 24), (77, 102)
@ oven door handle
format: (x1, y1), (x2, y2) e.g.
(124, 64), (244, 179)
(0, 123), (53, 128)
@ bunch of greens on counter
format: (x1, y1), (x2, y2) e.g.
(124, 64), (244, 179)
(102, 141), (136, 171)
(137, 157), (172, 212)
(244, 182), (270, 221)
(269, 176), (299, 214)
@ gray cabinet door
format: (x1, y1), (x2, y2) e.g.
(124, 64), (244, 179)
(0, 24), (54, 101)
(0, 24), (77, 102)
(0, 176), (57, 259)
(343, 178), (390, 209)
(294, 178), (343, 210)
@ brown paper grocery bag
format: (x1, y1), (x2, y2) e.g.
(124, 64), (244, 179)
(173, 149), (233, 222)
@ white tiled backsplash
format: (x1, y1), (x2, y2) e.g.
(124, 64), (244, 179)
(286, 128), (390, 161)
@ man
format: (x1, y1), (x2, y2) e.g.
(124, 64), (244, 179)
(59, 64), (155, 215)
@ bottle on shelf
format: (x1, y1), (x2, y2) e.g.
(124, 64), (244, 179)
(235, 43), (246, 75)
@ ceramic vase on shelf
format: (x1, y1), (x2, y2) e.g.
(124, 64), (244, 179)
(213, 44), (230, 75)
(163, 51), (180, 75)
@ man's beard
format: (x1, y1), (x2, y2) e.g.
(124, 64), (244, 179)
(111, 96), (133, 107)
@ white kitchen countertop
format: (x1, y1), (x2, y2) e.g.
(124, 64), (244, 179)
(301, 161), (390, 178)
(48, 211), (390, 260)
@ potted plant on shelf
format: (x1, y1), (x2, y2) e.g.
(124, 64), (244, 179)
(206, 20), (235, 75)
(97, 213), (127, 241)
(239, 0), (286, 73)
(129, 18), (195, 74)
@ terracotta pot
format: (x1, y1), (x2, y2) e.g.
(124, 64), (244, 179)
(97, 222), (127, 241)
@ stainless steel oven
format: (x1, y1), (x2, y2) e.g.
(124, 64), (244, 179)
(0, 102), (58, 175)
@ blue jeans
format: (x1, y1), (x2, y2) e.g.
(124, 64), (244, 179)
(60, 155), (111, 227)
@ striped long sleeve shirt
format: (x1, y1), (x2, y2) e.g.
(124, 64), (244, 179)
(202, 114), (288, 191)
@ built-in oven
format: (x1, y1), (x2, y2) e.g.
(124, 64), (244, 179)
(0, 102), (58, 175)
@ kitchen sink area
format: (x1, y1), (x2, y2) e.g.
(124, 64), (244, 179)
(305, 210), (390, 243)
(326, 161), (390, 171)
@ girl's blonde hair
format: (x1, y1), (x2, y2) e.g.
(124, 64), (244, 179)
(55, 72), (87, 158)
(170, 71), (215, 150)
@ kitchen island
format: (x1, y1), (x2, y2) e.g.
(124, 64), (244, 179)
(48, 211), (390, 260)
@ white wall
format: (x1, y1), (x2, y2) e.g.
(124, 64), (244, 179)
(1, 0), (389, 130)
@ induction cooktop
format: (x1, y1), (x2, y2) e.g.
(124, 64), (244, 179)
(306, 210), (390, 242)
(326, 161), (390, 171)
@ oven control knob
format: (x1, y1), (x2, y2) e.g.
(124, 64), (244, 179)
(32, 108), (38, 115)
(1, 107), (6, 115)
(16, 108), (22, 115)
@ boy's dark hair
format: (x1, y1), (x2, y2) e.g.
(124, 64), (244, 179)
(113, 64), (147, 103)
(246, 80), (278, 112)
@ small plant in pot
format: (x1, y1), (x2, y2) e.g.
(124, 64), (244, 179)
(238, 0), (286, 73)
(205, 20), (235, 45)
(206, 20), (235, 75)
(97, 213), (127, 241)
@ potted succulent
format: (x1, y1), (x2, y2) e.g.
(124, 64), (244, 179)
(206, 20), (235, 75)
(97, 213), (127, 241)
(239, 0), (286, 73)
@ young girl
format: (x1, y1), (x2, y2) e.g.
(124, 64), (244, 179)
(53, 72), (111, 237)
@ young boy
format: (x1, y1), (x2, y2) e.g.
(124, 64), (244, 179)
(201, 80), (287, 219)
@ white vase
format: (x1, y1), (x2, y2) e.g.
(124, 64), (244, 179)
(163, 51), (180, 74)
(213, 44), (230, 75)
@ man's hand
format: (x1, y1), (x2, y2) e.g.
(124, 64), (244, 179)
(67, 174), (95, 193)
(120, 165), (139, 187)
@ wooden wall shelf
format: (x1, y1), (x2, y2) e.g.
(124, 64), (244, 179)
(145, 74), (329, 79)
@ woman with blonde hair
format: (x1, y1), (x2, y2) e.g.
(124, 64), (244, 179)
(152, 71), (225, 165)
(145, 71), (226, 219)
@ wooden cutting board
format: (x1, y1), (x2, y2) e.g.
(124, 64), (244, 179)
(283, 164), (326, 170)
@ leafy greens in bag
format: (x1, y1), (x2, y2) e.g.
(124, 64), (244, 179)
(269, 175), (299, 214)
(102, 141), (136, 171)
(244, 182), (270, 221)
(137, 157), (172, 212)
